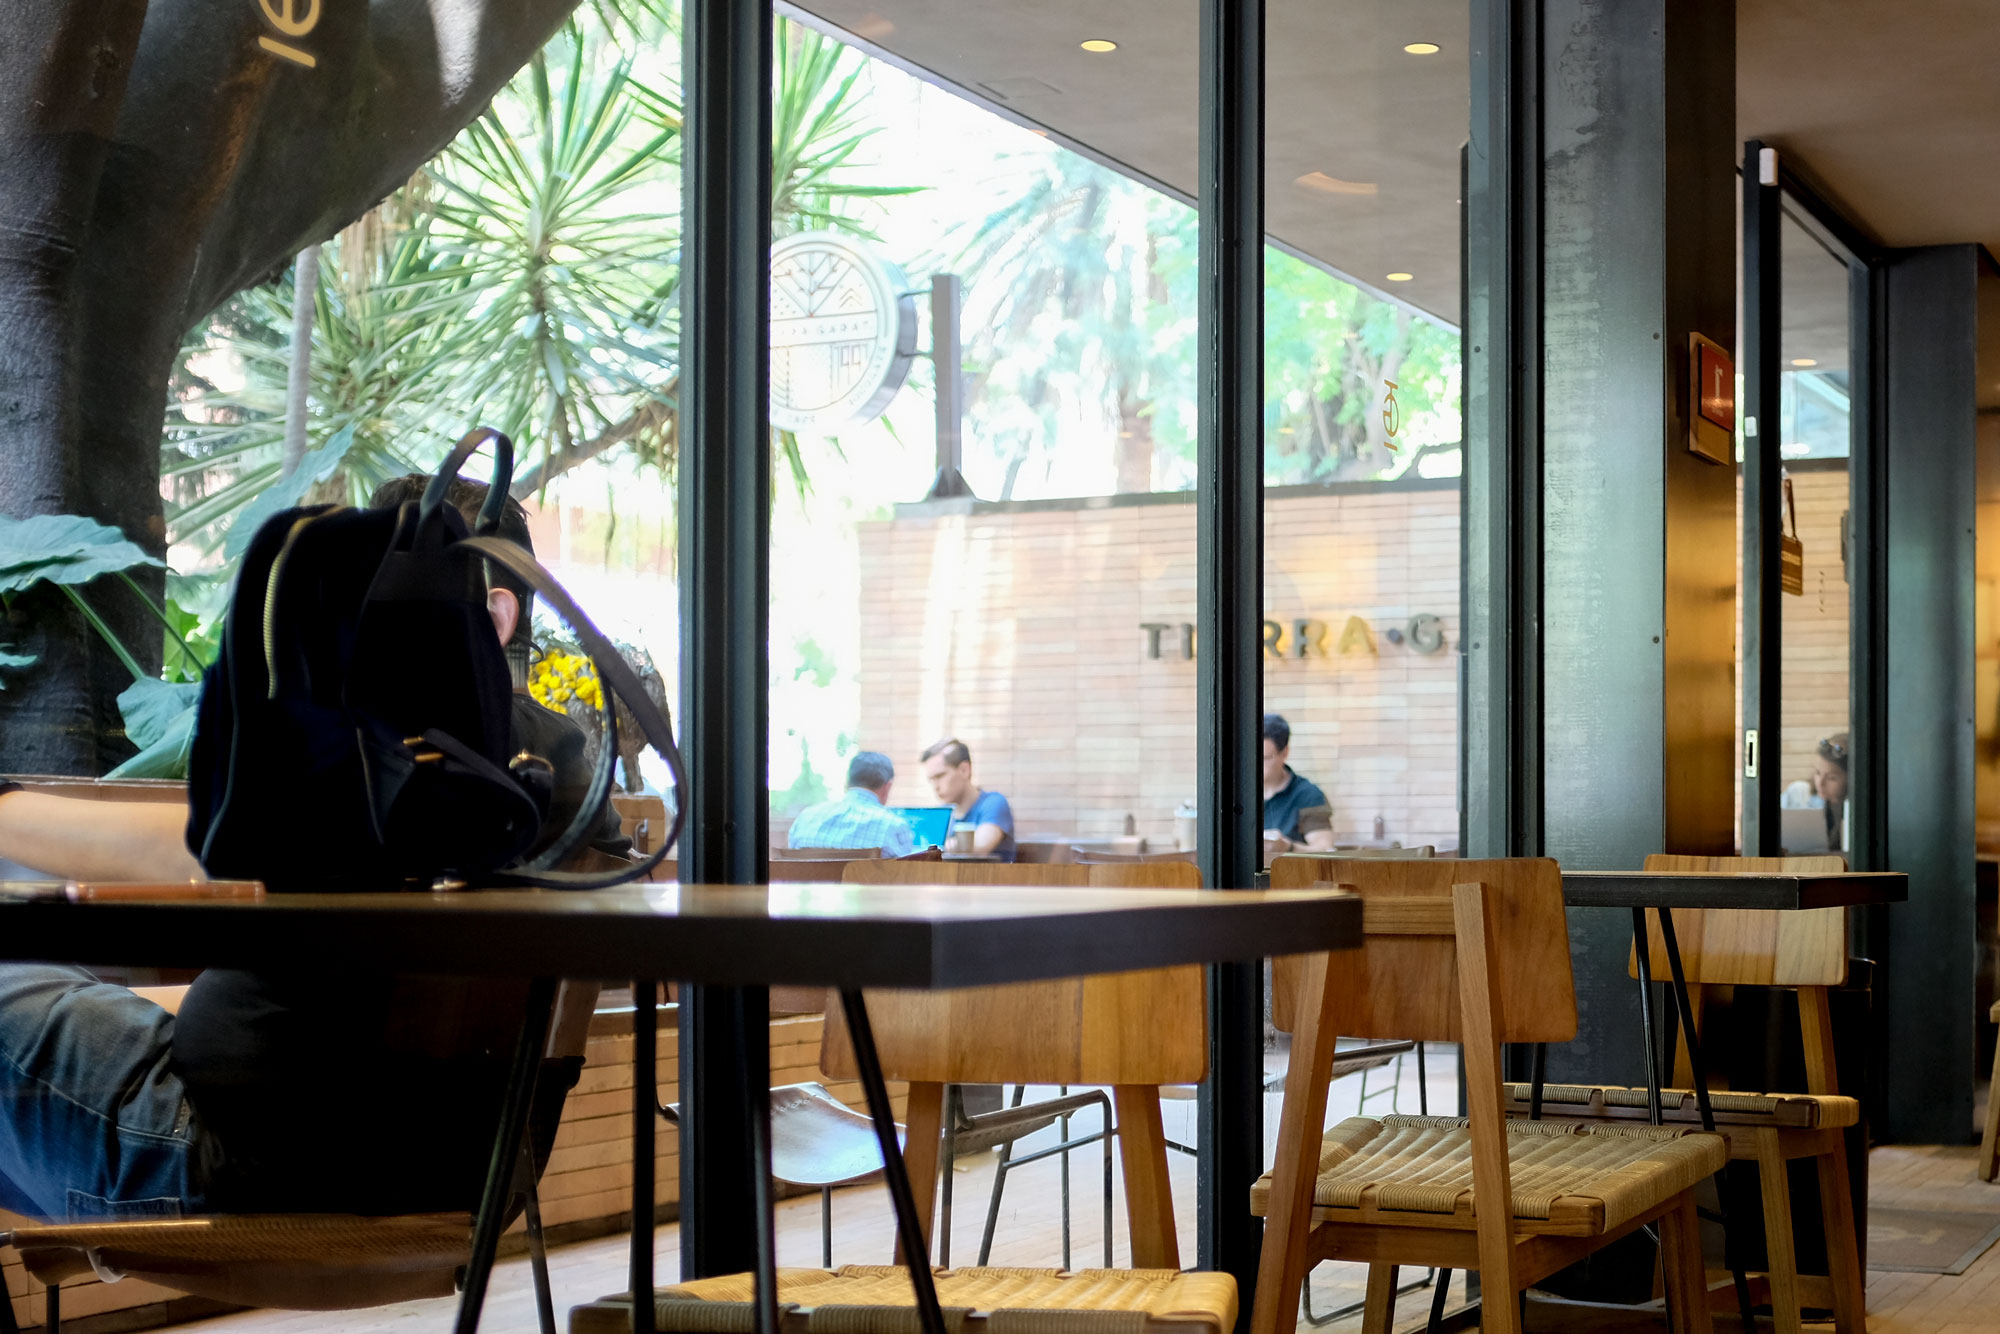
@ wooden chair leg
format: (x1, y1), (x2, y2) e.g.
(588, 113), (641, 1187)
(895, 1081), (946, 1265)
(1754, 1130), (1803, 1334)
(1660, 1190), (1714, 1334)
(1982, 1029), (2000, 1182)
(1815, 1137), (1868, 1334)
(1359, 1264), (1399, 1334)
(1113, 1085), (1179, 1269)
(1250, 952), (1342, 1334)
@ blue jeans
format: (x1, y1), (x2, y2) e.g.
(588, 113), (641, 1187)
(0, 965), (210, 1218)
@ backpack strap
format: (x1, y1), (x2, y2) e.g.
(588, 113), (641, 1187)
(459, 537), (686, 888)
(420, 427), (517, 543)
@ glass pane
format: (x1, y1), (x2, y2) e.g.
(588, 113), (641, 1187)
(769, 0), (1201, 873)
(1263, 1), (1467, 856)
(1259, 0), (1469, 1310)
(1776, 208), (1852, 853)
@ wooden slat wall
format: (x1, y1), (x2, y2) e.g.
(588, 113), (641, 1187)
(4, 1011), (897, 1333)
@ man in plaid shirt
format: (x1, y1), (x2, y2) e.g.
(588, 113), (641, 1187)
(787, 752), (917, 857)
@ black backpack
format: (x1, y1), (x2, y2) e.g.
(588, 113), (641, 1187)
(186, 429), (684, 891)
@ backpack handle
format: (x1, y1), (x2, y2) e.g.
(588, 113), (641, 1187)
(421, 427), (517, 539)
(460, 536), (687, 887)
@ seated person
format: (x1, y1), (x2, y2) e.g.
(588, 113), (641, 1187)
(0, 478), (625, 1222)
(786, 751), (916, 857)
(1780, 730), (1849, 851)
(1260, 713), (1335, 853)
(920, 737), (1014, 862)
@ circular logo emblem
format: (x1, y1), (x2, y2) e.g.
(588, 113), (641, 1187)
(769, 232), (917, 433)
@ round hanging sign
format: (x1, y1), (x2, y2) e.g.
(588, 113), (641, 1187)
(769, 231), (918, 433)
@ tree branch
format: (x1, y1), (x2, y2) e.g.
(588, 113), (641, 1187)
(510, 391), (677, 499)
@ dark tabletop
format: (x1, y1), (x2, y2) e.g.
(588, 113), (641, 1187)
(0, 882), (1361, 988)
(1561, 869), (1908, 911)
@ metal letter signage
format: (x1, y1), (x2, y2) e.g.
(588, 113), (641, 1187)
(1147, 613), (1445, 662)
(769, 232), (918, 434)
(1381, 380), (1401, 452)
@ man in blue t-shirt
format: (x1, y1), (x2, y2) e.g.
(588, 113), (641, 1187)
(1261, 713), (1335, 852)
(920, 737), (1016, 862)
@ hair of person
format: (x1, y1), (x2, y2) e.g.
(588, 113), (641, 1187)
(920, 737), (971, 769)
(1818, 732), (1849, 771)
(846, 751), (895, 791)
(1261, 713), (1291, 752)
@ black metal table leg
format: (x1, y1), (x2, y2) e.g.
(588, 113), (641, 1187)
(633, 980), (657, 1334)
(454, 977), (558, 1334)
(840, 989), (947, 1334)
(1654, 911), (1756, 1334)
(1630, 908), (1664, 1126)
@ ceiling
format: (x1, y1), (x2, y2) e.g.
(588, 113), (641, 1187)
(785, 0), (1998, 361)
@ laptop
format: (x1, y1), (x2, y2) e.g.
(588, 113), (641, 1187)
(891, 806), (954, 849)
(1779, 806), (1831, 854)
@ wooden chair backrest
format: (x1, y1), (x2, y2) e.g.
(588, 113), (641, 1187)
(1268, 855), (1576, 1044)
(1069, 847), (1197, 864)
(820, 858), (1207, 1085)
(768, 847), (939, 882)
(610, 793), (669, 855)
(1628, 852), (1850, 986)
(773, 845), (883, 861)
(1013, 840), (1075, 864)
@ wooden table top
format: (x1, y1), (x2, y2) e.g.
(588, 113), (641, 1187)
(1561, 869), (1908, 911)
(0, 881), (1361, 988)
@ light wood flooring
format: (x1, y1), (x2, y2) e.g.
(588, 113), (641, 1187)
(143, 1059), (2000, 1333)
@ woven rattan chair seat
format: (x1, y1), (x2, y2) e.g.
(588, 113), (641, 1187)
(1247, 1115), (1725, 1236)
(1501, 1082), (1859, 1129)
(571, 1265), (1239, 1334)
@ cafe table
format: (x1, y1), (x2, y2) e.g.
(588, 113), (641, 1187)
(0, 879), (1361, 1334)
(1549, 867), (1908, 1334)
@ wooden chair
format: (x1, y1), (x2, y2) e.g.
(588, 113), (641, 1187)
(1251, 857), (1724, 1334)
(827, 857), (1205, 1270)
(1071, 847), (1198, 865)
(611, 792), (670, 855)
(1495, 853), (1866, 1334)
(773, 845), (885, 861)
(571, 859), (1236, 1334)
(769, 847), (940, 883)
(1981, 1002), (2000, 1181)
(1, 979), (599, 1334)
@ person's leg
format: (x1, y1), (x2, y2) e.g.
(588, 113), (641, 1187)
(0, 965), (207, 1218)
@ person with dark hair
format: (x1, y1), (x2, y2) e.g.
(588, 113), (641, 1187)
(1782, 731), (1850, 851)
(787, 751), (916, 856)
(920, 737), (1015, 861)
(1261, 713), (1335, 852)
(0, 475), (628, 1222)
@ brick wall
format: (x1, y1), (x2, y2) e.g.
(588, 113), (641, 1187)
(856, 485), (1464, 849)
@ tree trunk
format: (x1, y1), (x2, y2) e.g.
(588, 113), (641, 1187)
(282, 244), (321, 476)
(0, 0), (584, 774)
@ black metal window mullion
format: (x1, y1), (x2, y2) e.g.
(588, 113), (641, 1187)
(1192, 0), (1265, 1319)
(678, 0), (776, 1287)
(1741, 139), (1783, 855)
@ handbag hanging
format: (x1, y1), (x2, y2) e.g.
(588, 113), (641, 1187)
(1779, 473), (1805, 597)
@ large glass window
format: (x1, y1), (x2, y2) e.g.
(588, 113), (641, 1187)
(1776, 208), (1853, 853)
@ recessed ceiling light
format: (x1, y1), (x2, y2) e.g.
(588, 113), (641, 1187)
(1791, 357), (1818, 367)
(1080, 39), (1118, 52)
(1404, 42), (1441, 54)
(1294, 171), (1378, 197)
(1385, 272), (1414, 282)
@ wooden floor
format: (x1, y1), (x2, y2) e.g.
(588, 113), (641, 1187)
(147, 1061), (2000, 1333)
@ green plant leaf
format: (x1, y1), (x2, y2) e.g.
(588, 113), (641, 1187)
(221, 423), (360, 562)
(0, 515), (163, 595)
(0, 647), (37, 685)
(116, 677), (203, 750)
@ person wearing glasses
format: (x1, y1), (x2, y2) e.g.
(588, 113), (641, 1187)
(1781, 731), (1850, 852)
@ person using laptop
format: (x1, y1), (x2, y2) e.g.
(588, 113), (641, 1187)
(1261, 713), (1336, 852)
(787, 751), (915, 857)
(1780, 731), (1849, 852)
(920, 738), (1015, 862)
